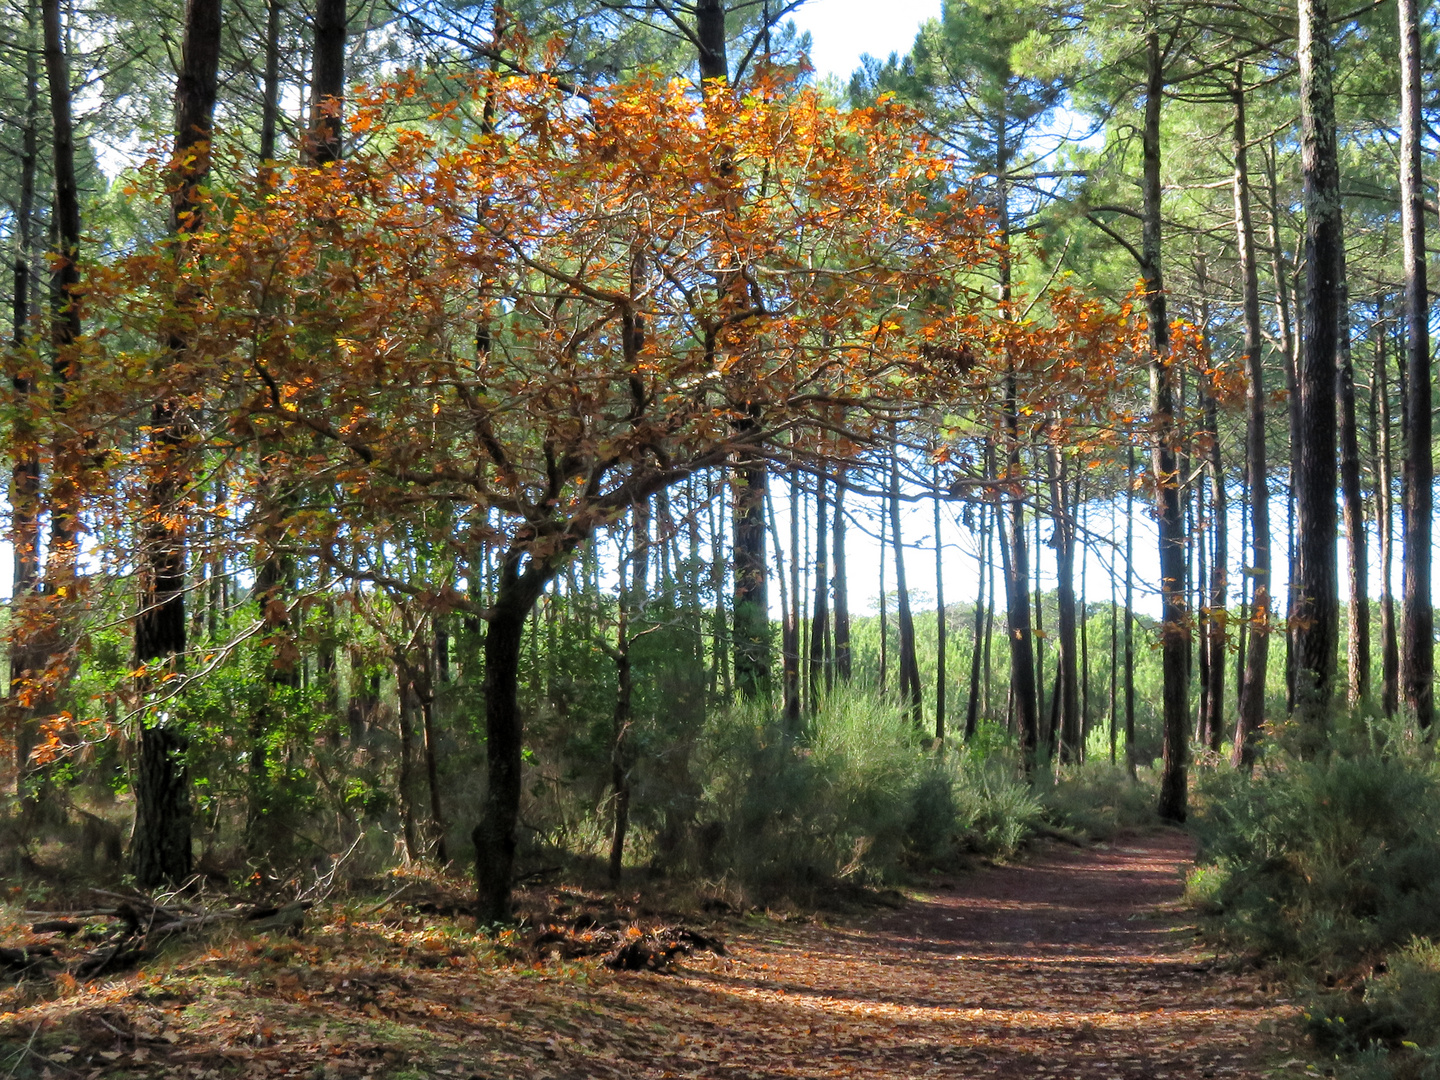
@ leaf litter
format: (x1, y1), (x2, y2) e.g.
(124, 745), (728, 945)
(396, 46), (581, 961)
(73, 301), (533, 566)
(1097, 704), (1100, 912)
(0, 830), (1303, 1078)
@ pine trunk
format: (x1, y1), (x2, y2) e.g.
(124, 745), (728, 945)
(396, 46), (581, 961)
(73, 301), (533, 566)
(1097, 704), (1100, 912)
(1048, 445), (1080, 764)
(732, 457), (770, 699)
(9, 0), (41, 788)
(1293, 0), (1343, 730)
(1375, 310), (1399, 717)
(832, 472), (851, 682)
(890, 438), (923, 725)
(1232, 69), (1272, 769)
(307, 0), (345, 165)
(1142, 29), (1188, 822)
(131, 0), (222, 889)
(809, 471), (829, 711)
(1337, 267), (1369, 704)
(1398, 0), (1433, 727)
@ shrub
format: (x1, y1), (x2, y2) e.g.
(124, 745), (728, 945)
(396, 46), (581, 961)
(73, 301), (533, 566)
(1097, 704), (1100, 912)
(688, 688), (1042, 896)
(1192, 734), (1440, 975)
(1040, 762), (1159, 840)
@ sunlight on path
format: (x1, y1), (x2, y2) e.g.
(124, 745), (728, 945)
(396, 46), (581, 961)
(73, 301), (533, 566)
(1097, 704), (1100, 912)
(639, 830), (1293, 1079)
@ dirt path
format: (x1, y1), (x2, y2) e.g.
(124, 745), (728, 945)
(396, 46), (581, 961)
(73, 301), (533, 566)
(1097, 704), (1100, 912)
(608, 828), (1295, 1080)
(0, 830), (1301, 1078)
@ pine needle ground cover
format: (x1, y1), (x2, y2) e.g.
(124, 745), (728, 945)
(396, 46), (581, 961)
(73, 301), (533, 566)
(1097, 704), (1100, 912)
(0, 833), (1298, 1080)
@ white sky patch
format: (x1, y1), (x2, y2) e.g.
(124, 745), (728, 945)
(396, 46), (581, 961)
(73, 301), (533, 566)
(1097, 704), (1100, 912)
(789, 0), (942, 84)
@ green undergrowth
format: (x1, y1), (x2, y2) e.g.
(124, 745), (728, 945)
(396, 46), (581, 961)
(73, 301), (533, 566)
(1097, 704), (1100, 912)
(1037, 760), (1161, 840)
(689, 693), (1045, 897)
(1188, 715), (1440, 1078)
(687, 690), (1160, 903)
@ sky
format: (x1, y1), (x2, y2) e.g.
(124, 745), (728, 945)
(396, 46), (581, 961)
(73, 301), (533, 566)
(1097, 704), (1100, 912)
(787, 0), (942, 84)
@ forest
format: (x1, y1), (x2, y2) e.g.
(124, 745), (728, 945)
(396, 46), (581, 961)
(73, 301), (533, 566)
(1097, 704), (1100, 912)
(0, 0), (1438, 1075)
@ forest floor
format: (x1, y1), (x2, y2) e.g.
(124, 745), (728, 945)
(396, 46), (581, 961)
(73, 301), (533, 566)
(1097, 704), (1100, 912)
(0, 829), (1315, 1079)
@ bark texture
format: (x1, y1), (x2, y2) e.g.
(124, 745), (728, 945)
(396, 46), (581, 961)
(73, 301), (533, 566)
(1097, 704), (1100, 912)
(1293, 0), (1342, 729)
(1398, 0), (1433, 727)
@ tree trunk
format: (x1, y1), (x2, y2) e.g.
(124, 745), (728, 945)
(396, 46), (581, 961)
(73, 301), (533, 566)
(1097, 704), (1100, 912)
(1336, 265), (1369, 705)
(1232, 69), (1272, 769)
(1048, 443), (1080, 763)
(1078, 488), (1090, 752)
(833, 471), (851, 682)
(1375, 307), (1399, 717)
(1398, 0), (1433, 727)
(397, 673), (420, 862)
(1293, 0), (1342, 730)
(933, 469), (947, 742)
(1003, 412), (1039, 761)
(1203, 377), (1227, 753)
(695, 0), (727, 82)
(964, 487), (987, 743)
(732, 457), (770, 699)
(809, 469), (829, 711)
(768, 479), (799, 729)
(608, 585), (633, 886)
(707, 477), (729, 705)
(878, 505), (888, 692)
(473, 551), (554, 922)
(420, 686), (447, 865)
(131, 724), (193, 887)
(1267, 139), (1302, 716)
(1142, 29), (1187, 822)
(994, 118), (1038, 762)
(9, 0), (41, 789)
(981, 442), (997, 727)
(307, 0), (345, 165)
(1108, 527), (1118, 764)
(41, 0), (83, 584)
(131, 0), (222, 889)
(1034, 495), (1047, 750)
(889, 437), (922, 724)
(1124, 442), (1136, 778)
(259, 0), (282, 164)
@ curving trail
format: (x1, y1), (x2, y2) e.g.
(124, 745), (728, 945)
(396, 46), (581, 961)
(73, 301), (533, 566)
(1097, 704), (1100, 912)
(606, 829), (1296, 1079)
(0, 831), (1301, 1078)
